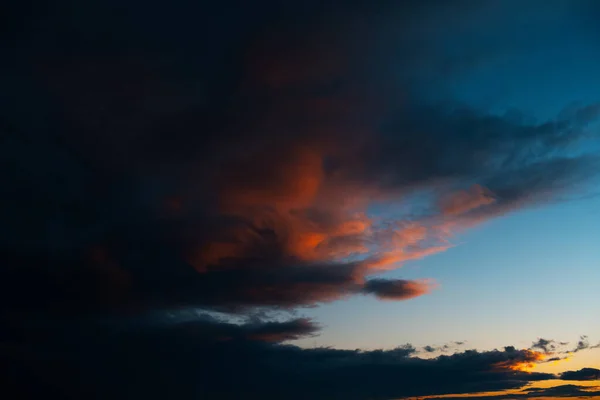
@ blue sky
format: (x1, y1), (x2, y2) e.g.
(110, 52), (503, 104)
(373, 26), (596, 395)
(298, 197), (600, 351)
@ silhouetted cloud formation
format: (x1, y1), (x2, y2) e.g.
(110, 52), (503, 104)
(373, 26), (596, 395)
(531, 338), (558, 354)
(424, 345), (438, 353)
(362, 279), (436, 300)
(4, 311), (599, 400)
(560, 368), (600, 381)
(421, 341), (467, 354)
(568, 335), (600, 353)
(1, 316), (578, 400)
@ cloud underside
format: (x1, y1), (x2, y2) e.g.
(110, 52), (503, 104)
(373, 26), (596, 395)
(4, 316), (598, 400)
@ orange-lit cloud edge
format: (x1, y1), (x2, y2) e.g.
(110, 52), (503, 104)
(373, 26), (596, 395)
(402, 347), (600, 400)
(188, 140), (507, 294)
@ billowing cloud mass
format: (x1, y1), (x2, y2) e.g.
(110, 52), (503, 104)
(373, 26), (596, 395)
(2, 0), (600, 399)
(2, 315), (598, 400)
(2, 0), (600, 317)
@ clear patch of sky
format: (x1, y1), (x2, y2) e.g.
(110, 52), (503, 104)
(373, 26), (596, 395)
(297, 196), (600, 353)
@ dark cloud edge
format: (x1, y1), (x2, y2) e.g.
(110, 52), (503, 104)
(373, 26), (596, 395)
(3, 314), (599, 400)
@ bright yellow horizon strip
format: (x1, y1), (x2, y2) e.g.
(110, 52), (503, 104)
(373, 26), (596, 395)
(508, 398), (600, 400)
(531, 348), (600, 374)
(402, 380), (600, 400)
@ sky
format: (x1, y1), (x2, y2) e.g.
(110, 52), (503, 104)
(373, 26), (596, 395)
(2, 0), (600, 399)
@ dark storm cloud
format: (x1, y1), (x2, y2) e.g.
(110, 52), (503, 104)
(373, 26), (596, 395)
(9, 314), (320, 346)
(367, 103), (600, 190)
(5, 321), (600, 400)
(3, 0), (600, 317)
(3, 92), (598, 317)
(560, 368), (600, 381)
(2, 317), (568, 400)
(0, 251), (435, 315)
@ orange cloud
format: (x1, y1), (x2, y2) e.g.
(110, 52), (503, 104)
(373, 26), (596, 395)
(363, 245), (452, 271)
(440, 184), (496, 216)
(493, 349), (546, 372)
(218, 144), (325, 213)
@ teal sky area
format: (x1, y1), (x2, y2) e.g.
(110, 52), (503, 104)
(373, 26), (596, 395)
(297, 198), (600, 352)
(295, 1), (600, 354)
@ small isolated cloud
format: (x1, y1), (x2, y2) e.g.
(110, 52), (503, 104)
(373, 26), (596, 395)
(531, 338), (558, 354)
(424, 345), (438, 353)
(422, 341), (466, 354)
(569, 335), (598, 353)
(362, 279), (436, 300)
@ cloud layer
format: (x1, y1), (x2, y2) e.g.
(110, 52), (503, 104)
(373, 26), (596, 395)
(3, 316), (598, 400)
(2, 0), (599, 317)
